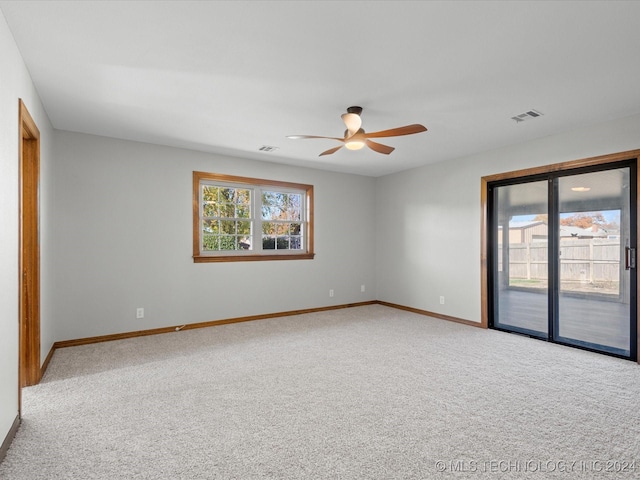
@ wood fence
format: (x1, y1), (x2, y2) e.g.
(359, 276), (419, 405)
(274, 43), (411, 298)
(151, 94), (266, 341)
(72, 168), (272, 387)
(499, 239), (620, 283)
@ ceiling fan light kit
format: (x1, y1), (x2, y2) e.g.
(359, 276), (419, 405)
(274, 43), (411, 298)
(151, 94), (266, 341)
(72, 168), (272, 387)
(287, 106), (427, 156)
(345, 138), (365, 151)
(341, 112), (362, 134)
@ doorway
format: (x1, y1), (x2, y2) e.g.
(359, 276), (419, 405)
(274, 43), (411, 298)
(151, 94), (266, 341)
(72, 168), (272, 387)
(486, 157), (637, 360)
(19, 99), (41, 403)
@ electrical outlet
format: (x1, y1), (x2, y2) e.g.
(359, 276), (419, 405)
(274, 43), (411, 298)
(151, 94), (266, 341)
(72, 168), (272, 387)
(361, 284), (365, 293)
(136, 307), (144, 319)
(439, 296), (445, 305)
(329, 289), (334, 298)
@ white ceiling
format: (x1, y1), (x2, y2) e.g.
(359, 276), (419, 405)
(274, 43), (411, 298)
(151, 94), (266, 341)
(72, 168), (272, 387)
(2, 1), (640, 177)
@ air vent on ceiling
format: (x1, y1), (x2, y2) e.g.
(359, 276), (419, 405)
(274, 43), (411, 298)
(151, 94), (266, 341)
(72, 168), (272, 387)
(259, 145), (279, 152)
(511, 109), (544, 123)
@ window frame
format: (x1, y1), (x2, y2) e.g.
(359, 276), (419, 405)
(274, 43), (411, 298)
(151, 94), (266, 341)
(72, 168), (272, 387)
(193, 171), (314, 263)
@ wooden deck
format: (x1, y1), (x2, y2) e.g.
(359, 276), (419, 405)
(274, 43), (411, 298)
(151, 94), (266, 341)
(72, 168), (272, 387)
(495, 288), (631, 355)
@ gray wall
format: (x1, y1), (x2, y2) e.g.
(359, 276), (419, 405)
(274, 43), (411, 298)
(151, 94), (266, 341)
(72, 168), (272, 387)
(0, 10), (54, 446)
(376, 113), (640, 322)
(51, 131), (376, 340)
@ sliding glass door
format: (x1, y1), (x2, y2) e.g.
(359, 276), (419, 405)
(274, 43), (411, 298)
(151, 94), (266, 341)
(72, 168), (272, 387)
(555, 168), (634, 355)
(492, 180), (549, 337)
(489, 161), (637, 359)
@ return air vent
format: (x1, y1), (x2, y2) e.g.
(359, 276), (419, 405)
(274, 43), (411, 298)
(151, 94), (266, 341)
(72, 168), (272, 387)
(259, 145), (279, 152)
(511, 109), (544, 123)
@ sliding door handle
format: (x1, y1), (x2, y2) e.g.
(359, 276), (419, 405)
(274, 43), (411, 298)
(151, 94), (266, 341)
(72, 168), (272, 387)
(625, 247), (636, 270)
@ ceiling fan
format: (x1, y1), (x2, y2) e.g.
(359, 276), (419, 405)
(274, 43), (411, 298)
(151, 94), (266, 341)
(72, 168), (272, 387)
(287, 106), (427, 156)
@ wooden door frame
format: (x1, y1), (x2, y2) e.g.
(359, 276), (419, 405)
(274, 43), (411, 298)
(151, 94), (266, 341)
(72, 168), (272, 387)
(481, 148), (640, 364)
(18, 99), (41, 407)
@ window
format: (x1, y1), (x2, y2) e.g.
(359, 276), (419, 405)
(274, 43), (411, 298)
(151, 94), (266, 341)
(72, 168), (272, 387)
(193, 172), (314, 262)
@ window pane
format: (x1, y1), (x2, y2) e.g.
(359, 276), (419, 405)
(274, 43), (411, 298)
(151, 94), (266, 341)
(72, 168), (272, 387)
(261, 191), (303, 221)
(262, 192), (277, 220)
(237, 221), (251, 235)
(203, 202), (217, 217)
(276, 223), (289, 235)
(202, 235), (217, 251)
(236, 189), (251, 205)
(203, 220), (219, 234)
(218, 203), (233, 218)
(263, 236), (275, 249)
(262, 222), (275, 235)
(220, 220), (236, 233)
(202, 185), (218, 201)
(220, 188), (234, 201)
(218, 236), (236, 250)
(236, 205), (250, 218)
(288, 194), (302, 221)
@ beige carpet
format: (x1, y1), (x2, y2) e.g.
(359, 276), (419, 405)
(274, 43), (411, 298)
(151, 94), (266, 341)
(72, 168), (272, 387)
(1, 305), (639, 479)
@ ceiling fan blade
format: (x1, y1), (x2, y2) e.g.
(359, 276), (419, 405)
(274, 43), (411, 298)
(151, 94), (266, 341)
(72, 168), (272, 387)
(287, 135), (344, 142)
(365, 139), (395, 155)
(363, 124), (427, 139)
(319, 145), (343, 156)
